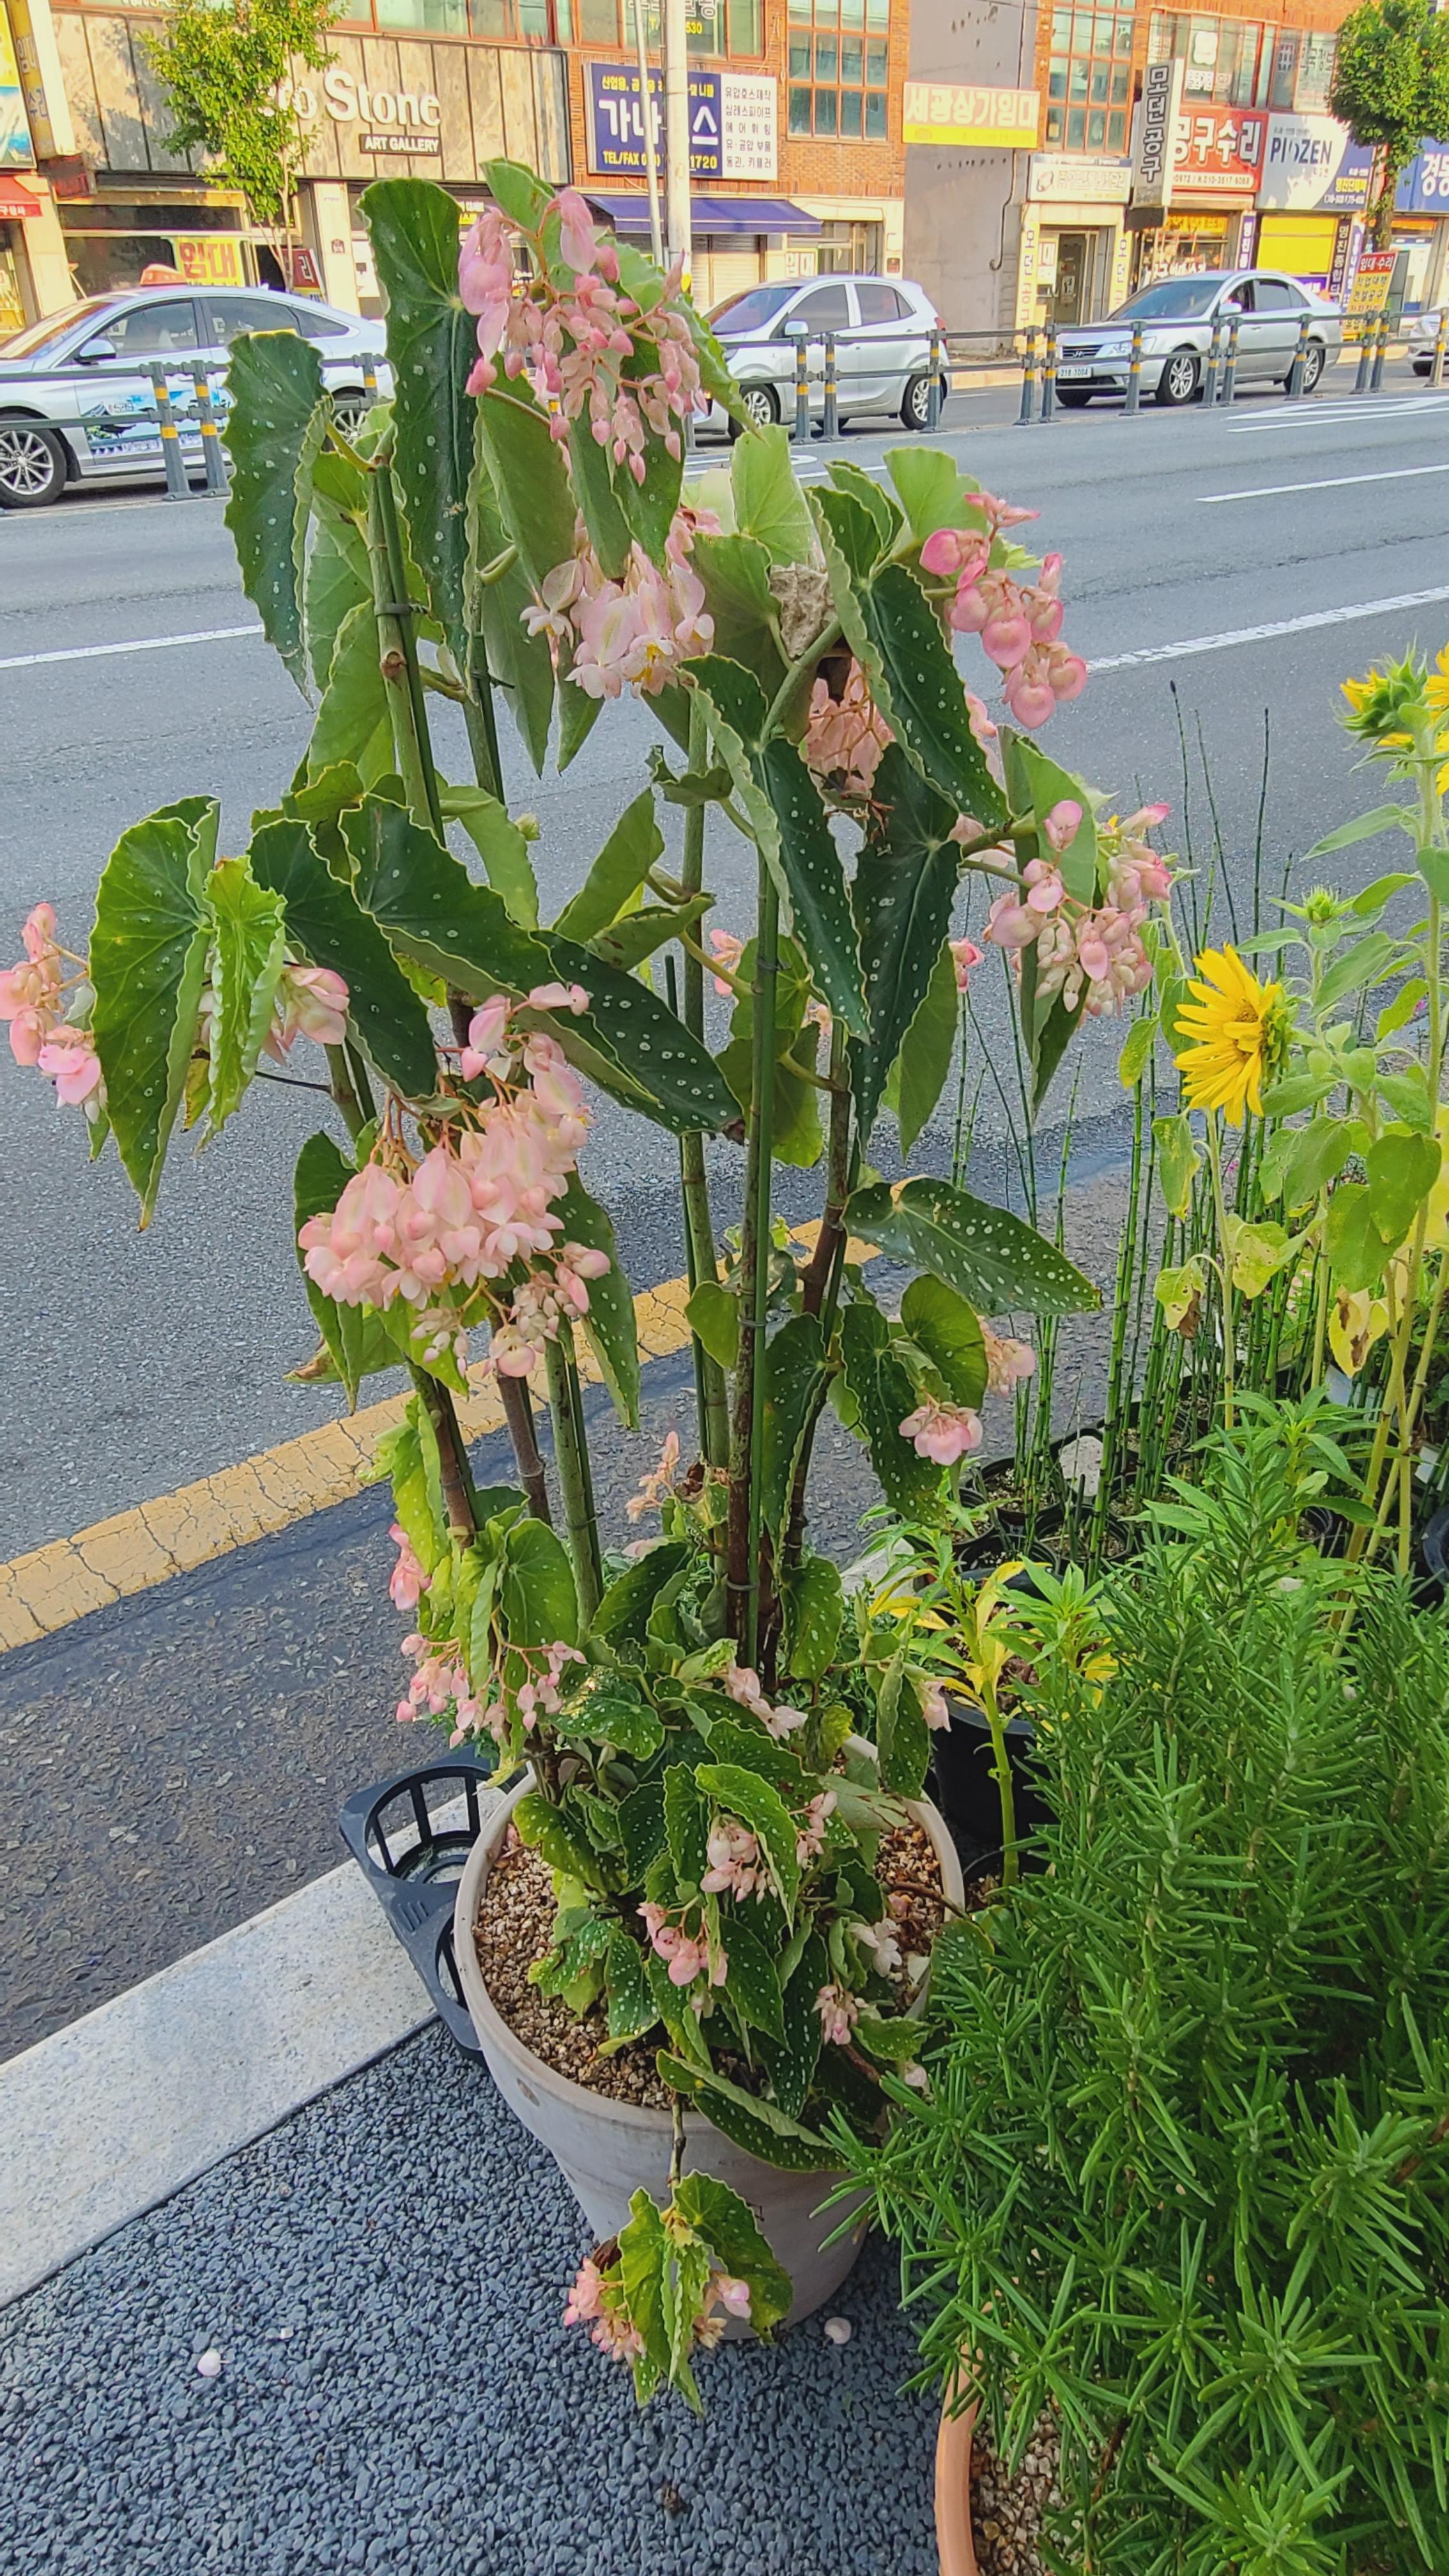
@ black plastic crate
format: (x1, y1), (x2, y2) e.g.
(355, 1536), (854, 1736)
(339, 1749), (505, 2058)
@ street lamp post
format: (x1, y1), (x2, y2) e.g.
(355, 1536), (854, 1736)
(630, 0), (664, 270)
(663, 0), (692, 286)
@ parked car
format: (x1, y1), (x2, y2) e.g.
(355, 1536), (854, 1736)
(0, 286), (388, 509)
(701, 273), (948, 435)
(1048, 270), (1342, 407)
(1409, 307), (1446, 373)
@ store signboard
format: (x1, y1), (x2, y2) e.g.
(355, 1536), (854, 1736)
(1170, 104), (1268, 197)
(901, 82), (1039, 147)
(1028, 151), (1131, 203)
(1343, 244), (1396, 339)
(586, 63), (723, 179)
(171, 233), (245, 288)
(1259, 114), (1373, 212)
(1, 4), (34, 170)
(1133, 59), (1183, 211)
(719, 73), (776, 181)
(1396, 146), (1449, 215)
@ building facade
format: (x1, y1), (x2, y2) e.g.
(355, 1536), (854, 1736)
(903, 0), (1448, 342)
(1, 0), (906, 325)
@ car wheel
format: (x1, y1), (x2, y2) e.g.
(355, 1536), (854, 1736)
(0, 420), (66, 509)
(1300, 341), (1326, 395)
(1155, 349), (1200, 407)
(330, 387), (372, 435)
(729, 383), (779, 438)
(901, 371), (939, 429)
(1413, 360), (1432, 376)
(1056, 388), (1091, 408)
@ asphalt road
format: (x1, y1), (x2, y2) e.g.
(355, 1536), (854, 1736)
(3, 360), (1448, 1556)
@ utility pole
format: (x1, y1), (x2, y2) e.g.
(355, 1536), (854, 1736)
(631, 0), (664, 269)
(663, 0), (692, 286)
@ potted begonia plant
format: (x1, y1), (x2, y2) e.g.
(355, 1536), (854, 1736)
(0, 166), (1181, 2402)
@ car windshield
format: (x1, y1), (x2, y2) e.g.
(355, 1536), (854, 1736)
(707, 283), (799, 337)
(1108, 277), (1229, 322)
(0, 298), (115, 360)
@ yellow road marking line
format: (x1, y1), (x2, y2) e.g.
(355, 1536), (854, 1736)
(0, 1231), (878, 1657)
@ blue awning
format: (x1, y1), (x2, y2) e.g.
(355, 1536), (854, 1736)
(583, 192), (823, 236)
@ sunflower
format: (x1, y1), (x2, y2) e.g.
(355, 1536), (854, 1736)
(1174, 946), (1290, 1124)
(1340, 650), (1425, 750)
(1425, 643), (1449, 724)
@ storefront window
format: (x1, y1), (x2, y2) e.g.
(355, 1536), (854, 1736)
(1045, 10), (1133, 151)
(1146, 15), (1270, 107)
(787, 0), (887, 138)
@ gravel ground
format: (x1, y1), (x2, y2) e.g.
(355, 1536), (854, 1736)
(0, 2025), (939, 2575)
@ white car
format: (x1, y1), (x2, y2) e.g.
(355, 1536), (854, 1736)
(1409, 308), (1447, 373)
(0, 285), (388, 509)
(1050, 270), (1342, 406)
(702, 273), (948, 436)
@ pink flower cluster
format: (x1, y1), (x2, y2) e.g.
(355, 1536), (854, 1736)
(707, 928), (744, 995)
(802, 661), (893, 797)
(949, 936), (985, 993)
(920, 516), (1087, 729)
(564, 2256), (645, 2363)
(397, 1631), (581, 1749)
(723, 1663), (808, 1740)
(388, 1522), (427, 1611)
(691, 2272), (753, 2349)
(702, 1816), (764, 1900)
(459, 187), (705, 475)
(528, 532), (713, 703)
(1, 903), (104, 1108)
(264, 963), (349, 1061)
(985, 806), (1172, 1020)
(795, 1790), (836, 1867)
(625, 1429), (682, 1522)
(899, 1398), (983, 1465)
(815, 1981), (861, 2046)
(640, 1900), (727, 1991)
(299, 992), (607, 1377)
(981, 1324), (1036, 1395)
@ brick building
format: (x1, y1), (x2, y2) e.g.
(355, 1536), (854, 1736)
(903, 0), (1449, 342)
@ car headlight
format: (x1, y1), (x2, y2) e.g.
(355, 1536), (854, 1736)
(1094, 339), (1130, 358)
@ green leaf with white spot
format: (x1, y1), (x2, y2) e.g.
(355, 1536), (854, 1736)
(694, 1763), (801, 1920)
(900, 1273), (987, 1408)
(671, 2174), (792, 2334)
(657, 2055), (838, 2170)
(204, 854), (286, 1137)
(307, 599), (393, 785)
(850, 746), (960, 1133)
(439, 783), (539, 928)
(90, 798), (217, 1225)
(553, 790), (664, 942)
(730, 424), (815, 566)
(839, 1299), (946, 1518)
(223, 330), (326, 692)
(249, 814), (438, 1101)
(363, 178), (477, 678)
(848, 1176), (1098, 1318)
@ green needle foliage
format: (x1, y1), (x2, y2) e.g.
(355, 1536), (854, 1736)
(845, 1406), (1449, 2573)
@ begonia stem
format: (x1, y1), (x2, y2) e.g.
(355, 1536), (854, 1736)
(727, 852), (779, 1667)
(544, 1330), (601, 1620)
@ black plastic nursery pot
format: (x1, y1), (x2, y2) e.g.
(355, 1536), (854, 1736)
(928, 1698), (1052, 1878)
(339, 1748), (502, 2058)
(1418, 1505), (1449, 1606)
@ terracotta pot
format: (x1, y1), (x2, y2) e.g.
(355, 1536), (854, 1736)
(453, 1771), (965, 2332)
(935, 2396), (979, 2576)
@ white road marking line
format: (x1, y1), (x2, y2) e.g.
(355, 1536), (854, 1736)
(0, 622), (261, 672)
(1225, 396), (1445, 431)
(1089, 583), (1449, 674)
(1199, 461), (1449, 504)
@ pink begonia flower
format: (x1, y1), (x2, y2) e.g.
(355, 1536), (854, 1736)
(917, 1675), (950, 1731)
(388, 1522), (427, 1613)
(264, 963), (349, 1061)
(949, 937), (985, 992)
(762, 1699), (808, 1740)
(564, 2257), (643, 2362)
(981, 1324), (1036, 1395)
(853, 1915), (903, 1977)
(1, 901), (66, 1065)
(550, 187), (604, 276)
(702, 1817), (763, 1900)
(1041, 799), (1082, 855)
(723, 1663), (772, 1720)
(625, 1429), (680, 1522)
(639, 1900), (726, 1988)
(715, 2275), (752, 2321)
(899, 1399), (983, 1466)
(802, 661), (893, 797)
(708, 928), (744, 995)
(36, 1026), (103, 1105)
(523, 559), (585, 647)
(526, 981), (590, 1016)
(795, 1790), (836, 1867)
(815, 1982), (861, 2046)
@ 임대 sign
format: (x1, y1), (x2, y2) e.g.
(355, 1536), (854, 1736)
(586, 63), (723, 178)
(901, 82), (1039, 148)
(171, 234), (245, 288)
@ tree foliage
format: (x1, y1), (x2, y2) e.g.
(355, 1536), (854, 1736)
(847, 1404), (1449, 2573)
(1330, 0), (1449, 243)
(145, 0), (336, 229)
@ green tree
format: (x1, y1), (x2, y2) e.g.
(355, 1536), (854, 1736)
(1330, 0), (1449, 246)
(146, 0), (336, 246)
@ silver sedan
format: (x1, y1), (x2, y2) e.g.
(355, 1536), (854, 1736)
(1050, 269), (1342, 407)
(0, 285), (388, 509)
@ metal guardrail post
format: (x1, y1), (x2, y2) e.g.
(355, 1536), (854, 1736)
(1222, 314), (1240, 406)
(362, 354), (378, 404)
(793, 334), (809, 441)
(1432, 312), (1448, 391)
(822, 331), (838, 441)
(1204, 319), (1225, 406)
(1286, 312), (1310, 399)
(1039, 319), (1057, 423)
(190, 362), (229, 494)
(147, 363), (190, 500)
(1123, 321), (1143, 414)
(1369, 310), (1388, 391)
(1017, 326), (1038, 425)
(1353, 322), (1373, 393)
(926, 326), (943, 430)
